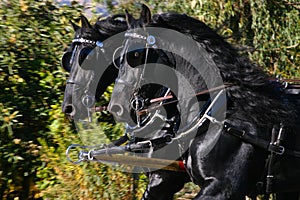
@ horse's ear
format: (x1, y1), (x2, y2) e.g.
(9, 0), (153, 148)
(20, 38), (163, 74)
(140, 4), (151, 25)
(70, 20), (80, 31)
(125, 9), (135, 28)
(80, 15), (92, 29)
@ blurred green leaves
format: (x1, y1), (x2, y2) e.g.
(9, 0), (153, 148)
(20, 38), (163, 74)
(103, 0), (299, 77)
(0, 0), (81, 199)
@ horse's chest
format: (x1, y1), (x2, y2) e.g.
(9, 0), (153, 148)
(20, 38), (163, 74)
(183, 129), (244, 184)
(184, 135), (221, 184)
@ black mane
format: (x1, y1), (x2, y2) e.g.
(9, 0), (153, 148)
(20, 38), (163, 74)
(95, 14), (127, 37)
(150, 13), (296, 127)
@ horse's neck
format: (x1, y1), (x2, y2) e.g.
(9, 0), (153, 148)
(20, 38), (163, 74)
(171, 46), (223, 127)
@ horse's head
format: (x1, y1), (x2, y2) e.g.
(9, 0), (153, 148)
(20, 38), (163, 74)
(62, 15), (126, 121)
(108, 6), (228, 151)
(108, 6), (178, 129)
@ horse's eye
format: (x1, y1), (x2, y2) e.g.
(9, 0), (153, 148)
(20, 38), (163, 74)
(126, 49), (145, 68)
(128, 49), (144, 60)
(134, 51), (140, 58)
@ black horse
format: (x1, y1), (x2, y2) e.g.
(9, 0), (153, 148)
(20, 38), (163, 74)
(61, 15), (125, 120)
(108, 5), (300, 200)
(61, 15), (190, 199)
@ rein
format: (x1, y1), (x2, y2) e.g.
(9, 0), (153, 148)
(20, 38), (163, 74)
(138, 83), (233, 115)
(136, 78), (300, 116)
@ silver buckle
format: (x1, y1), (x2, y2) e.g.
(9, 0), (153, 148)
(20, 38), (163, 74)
(136, 140), (152, 148)
(269, 143), (285, 155)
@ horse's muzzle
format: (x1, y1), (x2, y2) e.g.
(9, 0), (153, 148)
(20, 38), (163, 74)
(108, 103), (124, 118)
(62, 104), (75, 120)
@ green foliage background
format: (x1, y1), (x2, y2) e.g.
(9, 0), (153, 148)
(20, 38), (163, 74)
(0, 0), (299, 199)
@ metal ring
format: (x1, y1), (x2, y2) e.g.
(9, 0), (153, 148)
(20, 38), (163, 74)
(82, 94), (95, 108)
(282, 81), (288, 89)
(276, 74), (282, 82)
(130, 97), (145, 111)
(96, 41), (103, 48)
(112, 45), (124, 69)
(88, 150), (94, 160)
(66, 144), (84, 164)
(147, 35), (156, 45)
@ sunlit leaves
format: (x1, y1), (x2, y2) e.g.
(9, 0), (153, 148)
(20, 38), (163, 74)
(0, 0), (83, 198)
(105, 0), (299, 78)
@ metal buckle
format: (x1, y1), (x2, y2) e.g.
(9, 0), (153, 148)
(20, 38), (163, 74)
(277, 145), (285, 155)
(268, 143), (285, 155)
(136, 140), (152, 148)
(164, 134), (173, 144)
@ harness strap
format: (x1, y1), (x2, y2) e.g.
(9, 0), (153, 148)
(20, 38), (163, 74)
(265, 125), (283, 197)
(224, 123), (300, 158)
(284, 148), (300, 157)
(224, 123), (288, 155)
(125, 134), (173, 152)
(110, 134), (129, 147)
(224, 122), (300, 195)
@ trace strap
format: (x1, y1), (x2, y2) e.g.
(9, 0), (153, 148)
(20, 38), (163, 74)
(224, 122), (300, 160)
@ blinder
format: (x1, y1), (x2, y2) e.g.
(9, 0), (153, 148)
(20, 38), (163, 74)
(115, 32), (158, 90)
(61, 45), (79, 72)
(121, 32), (157, 69)
(78, 47), (94, 67)
(61, 38), (104, 72)
(61, 51), (72, 72)
(126, 46), (146, 68)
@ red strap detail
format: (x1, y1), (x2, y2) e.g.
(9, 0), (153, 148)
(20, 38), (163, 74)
(178, 160), (186, 171)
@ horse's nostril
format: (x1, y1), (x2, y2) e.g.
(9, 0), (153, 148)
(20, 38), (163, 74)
(109, 104), (124, 116)
(63, 104), (74, 115)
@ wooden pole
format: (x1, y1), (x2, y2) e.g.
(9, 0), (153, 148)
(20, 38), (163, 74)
(92, 154), (186, 172)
